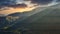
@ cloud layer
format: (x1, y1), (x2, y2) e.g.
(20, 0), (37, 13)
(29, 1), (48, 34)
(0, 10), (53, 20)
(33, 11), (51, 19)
(0, 0), (60, 15)
(30, 0), (53, 5)
(0, 0), (59, 9)
(0, 0), (27, 8)
(25, 0), (60, 5)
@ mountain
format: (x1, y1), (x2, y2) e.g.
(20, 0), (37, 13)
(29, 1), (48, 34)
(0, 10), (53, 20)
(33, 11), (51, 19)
(6, 3), (60, 34)
(0, 3), (60, 34)
(6, 7), (47, 23)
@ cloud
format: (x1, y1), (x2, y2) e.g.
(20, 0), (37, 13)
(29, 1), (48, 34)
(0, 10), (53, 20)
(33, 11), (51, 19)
(1, 0), (58, 15)
(0, 0), (28, 11)
(25, 0), (53, 5)
(24, 0), (60, 5)
(58, 0), (60, 1)
(0, 3), (28, 12)
(0, 0), (27, 9)
(0, 0), (38, 15)
(7, 3), (27, 8)
(0, 0), (15, 5)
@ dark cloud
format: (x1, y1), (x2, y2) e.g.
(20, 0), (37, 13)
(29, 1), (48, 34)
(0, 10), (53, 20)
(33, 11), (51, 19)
(0, 0), (8, 2)
(57, 0), (60, 1)
(0, 0), (15, 8)
(0, 0), (27, 9)
(0, 0), (15, 5)
(31, 0), (53, 5)
(25, 0), (55, 5)
(8, 3), (27, 8)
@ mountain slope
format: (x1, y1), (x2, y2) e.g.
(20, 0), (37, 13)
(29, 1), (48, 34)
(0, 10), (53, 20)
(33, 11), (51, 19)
(1, 3), (60, 34)
(9, 3), (60, 34)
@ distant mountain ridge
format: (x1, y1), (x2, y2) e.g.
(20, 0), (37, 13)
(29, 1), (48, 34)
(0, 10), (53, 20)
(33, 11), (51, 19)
(0, 3), (60, 34)
(9, 3), (60, 31)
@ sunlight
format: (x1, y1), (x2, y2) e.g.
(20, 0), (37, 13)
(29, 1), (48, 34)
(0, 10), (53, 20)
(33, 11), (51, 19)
(0, 5), (38, 15)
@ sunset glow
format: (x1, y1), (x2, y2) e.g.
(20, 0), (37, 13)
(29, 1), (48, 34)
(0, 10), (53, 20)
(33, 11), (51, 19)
(0, 0), (59, 16)
(0, 5), (38, 15)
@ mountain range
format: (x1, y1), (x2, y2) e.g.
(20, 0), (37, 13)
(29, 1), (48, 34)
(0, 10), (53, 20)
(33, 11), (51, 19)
(0, 3), (60, 34)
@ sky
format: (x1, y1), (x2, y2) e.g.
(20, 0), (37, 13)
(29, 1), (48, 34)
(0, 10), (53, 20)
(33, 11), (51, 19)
(0, 0), (60, 15)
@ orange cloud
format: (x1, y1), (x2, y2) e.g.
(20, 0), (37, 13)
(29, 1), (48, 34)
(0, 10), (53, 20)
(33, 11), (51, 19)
(0, 4), (38, 15)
